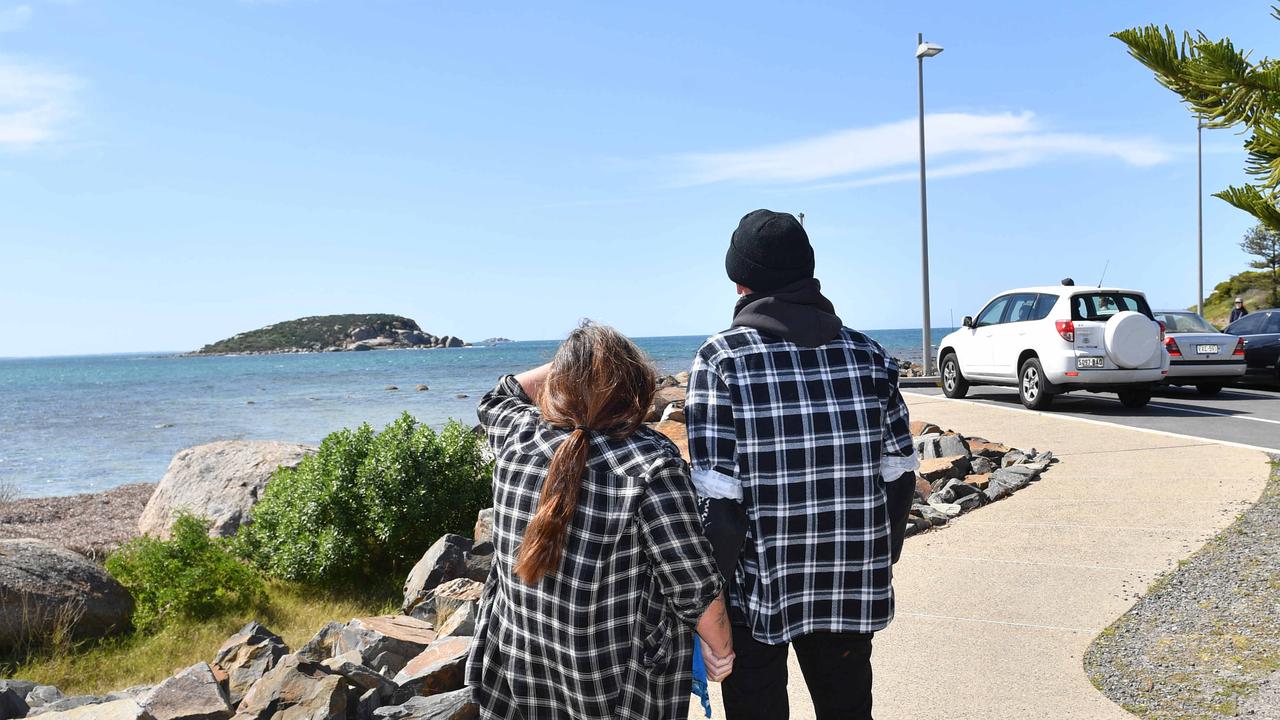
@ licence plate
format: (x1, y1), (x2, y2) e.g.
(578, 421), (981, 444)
(1195, 344), (1220, 355)
(1077, 356), (1105, 369)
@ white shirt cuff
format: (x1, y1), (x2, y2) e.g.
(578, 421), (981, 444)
(691, 467), (742, 501)
(881, 449), (920, 482)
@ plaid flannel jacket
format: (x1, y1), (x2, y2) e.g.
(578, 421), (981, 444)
(466, 375), (723, 720)
(685, 327), (916, 643)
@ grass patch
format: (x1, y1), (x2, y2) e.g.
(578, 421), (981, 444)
(2, 580), (397, 696)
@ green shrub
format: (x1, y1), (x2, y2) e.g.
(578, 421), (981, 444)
(235, 414), (492, 588)
(105, 514), (265, 632)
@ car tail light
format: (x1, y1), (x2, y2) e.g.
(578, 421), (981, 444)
(1055, 320), (1075, 342)
(1157, 320), (1166, 342)
(1164, 336), (1182, 357)
(1233, 338), (1246, 356)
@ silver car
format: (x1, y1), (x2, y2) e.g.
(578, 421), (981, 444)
(1154, 310), (1246, 395)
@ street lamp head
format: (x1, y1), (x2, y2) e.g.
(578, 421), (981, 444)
(916, 42), (944, 59)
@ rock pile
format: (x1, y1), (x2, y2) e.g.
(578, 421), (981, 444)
(340, 331), (467, 353)
(645, 374), (1056, 538)
(1, 612), (479, 719)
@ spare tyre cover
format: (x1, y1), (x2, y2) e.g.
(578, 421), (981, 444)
(1104, 310), (1159, 368)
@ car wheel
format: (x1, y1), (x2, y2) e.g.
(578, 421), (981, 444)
(1018, 358), (1054, 410)
(1195, 383), (1223, 396)
(941, 353), (969, 399)
(1118, 389), (1152, 408)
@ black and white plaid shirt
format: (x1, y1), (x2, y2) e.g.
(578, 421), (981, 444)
(466, 375), (723, 720)
(685, 327), (916, 643)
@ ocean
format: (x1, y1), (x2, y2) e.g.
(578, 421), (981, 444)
(0, 329), (946, 498)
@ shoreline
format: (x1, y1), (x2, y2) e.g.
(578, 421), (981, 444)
(0, 483), (155, 561)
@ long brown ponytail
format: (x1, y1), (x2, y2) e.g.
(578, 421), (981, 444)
(514, 322), (657, 584)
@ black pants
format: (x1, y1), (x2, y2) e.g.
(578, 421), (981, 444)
(721, 626), (874, 720)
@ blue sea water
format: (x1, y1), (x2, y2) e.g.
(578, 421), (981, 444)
(0, 330), (943, 497)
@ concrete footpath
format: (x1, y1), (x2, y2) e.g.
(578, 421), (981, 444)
(691, 392), (1272, 719)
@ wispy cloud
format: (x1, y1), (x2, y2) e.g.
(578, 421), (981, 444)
(0, 4), (32, 32)
(671, 111), (1173, 189)
(0, 58), (80, 148)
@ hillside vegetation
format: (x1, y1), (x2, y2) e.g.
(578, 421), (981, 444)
(194, 313), (445, 354)
(1195, 271), (1277, 328)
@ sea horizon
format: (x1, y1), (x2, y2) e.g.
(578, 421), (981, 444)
(0, 327), (950, 362)
(0, 329), (952, 499)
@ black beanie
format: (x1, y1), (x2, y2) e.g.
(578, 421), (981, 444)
(725, 209), (815, 293)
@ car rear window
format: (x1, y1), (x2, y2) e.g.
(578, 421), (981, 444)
(1156, 312), (1217, 333)
(1071, 292), (1153, 321)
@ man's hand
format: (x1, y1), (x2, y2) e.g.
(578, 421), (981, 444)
(701, 643), (735, 682)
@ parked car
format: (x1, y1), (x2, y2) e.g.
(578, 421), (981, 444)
(937, 281), (1170, 410)
(1224, 307), (1280, 385)
(1153, 310), (1246, 395)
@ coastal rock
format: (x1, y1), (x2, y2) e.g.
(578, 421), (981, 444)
(916, 456), (970, 483)
(139, 662), (231, 720)
(652, 420), (689, 462)
(968, 440), (1010, 459)
(472, 509), (493, 546)
(138, 441), (315, 539)
(320, 651), (395, 698)
(416, 385), (429, 392)
(440, 336), (465, 349)
(374, 688), (477, 719)
(391, 637), (471, 703)
(296, 621), (344, 664)
(909, 421), (942, 436)
(969, 456), (996, 475)
(463, 542), (493, 583)
(211, 621), (289, 707)
(659, 403), (685, 423)
(913, 475), (932, 502)
(646, 387), (686, 423)
(28, 698), (153, 720)
(402, 535), (472, 617)
(24, 685), (65, 710)
(431, 580), (483, 629)
(27, 695), (103, 716)
(334, 616), (437, 676)
(232, 655), (347, 720)
(0, 538), (133, 649)
(0, 683), (30, 719)
(436, 602), (476, 638)
(936, 434), (971, 459)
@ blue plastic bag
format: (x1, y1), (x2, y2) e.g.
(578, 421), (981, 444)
(691, 635), (712, 718)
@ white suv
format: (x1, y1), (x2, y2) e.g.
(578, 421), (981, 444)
(936, 282), (1170, 409)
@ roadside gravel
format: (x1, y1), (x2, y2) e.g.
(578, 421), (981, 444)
(1085, 459), (1280, 719)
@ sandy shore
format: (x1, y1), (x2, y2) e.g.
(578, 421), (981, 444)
(0, 483), (155, 561)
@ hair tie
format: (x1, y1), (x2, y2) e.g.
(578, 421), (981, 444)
(573, 424), (589, 432)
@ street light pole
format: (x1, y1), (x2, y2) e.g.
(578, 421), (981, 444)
(1197, 117), (1204, 316)
(916, 33), (943, 374)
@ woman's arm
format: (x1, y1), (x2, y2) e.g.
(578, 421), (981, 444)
(696, 593), (734, 681)
(514, 362), (552, 402)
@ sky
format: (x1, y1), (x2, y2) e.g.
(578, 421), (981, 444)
(0, 0), (1274, 357)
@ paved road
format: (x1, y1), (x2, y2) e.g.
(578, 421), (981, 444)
(906, 383), (1280, 453)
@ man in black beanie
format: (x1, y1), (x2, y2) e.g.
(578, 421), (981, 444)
(685, 209), (919, 719)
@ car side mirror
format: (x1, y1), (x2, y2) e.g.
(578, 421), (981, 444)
(962, 316), (974, 328)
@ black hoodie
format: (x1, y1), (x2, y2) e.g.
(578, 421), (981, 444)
(730, 278), (843, 347)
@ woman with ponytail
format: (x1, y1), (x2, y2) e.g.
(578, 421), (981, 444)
(466, 322), (733, 719)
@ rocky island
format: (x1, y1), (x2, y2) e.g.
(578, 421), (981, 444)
(191, 314), (469, 355)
